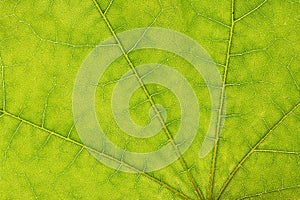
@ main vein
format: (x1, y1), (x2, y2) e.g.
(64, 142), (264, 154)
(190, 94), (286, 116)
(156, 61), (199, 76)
(207, 0), (235, 199)
(0, 109), (191, 200)
(91, 0), (204, 199)
(216, 101), (300, 199)
(0, 55), (6, 111)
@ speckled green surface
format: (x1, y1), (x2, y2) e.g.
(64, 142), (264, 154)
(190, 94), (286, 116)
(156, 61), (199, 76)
(0, 0), (299, 199)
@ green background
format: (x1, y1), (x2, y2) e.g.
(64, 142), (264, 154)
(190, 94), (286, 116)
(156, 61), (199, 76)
(0, 0), (299, 199)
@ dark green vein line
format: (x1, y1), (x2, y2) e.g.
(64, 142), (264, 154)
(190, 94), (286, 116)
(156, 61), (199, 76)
(207, 0), (235, 199)
(91, 0), (204, 199)
(0, 109), (191, 200)
(237, 185), (300, 200)
(216, 101), (300, 199)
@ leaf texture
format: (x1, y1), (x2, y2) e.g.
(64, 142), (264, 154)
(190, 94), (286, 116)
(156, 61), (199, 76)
(0, 0), (300, 199)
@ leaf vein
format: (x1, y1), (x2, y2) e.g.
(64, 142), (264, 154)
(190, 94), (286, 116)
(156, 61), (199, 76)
(235, 0), (268, 23)
(0, 55), (6, 111)
(254, 149), (300, 155)
(237, 185), (300, 200)
(216, 101), (300, 199)
(207, 0), (235, 198)
(91, 0), (203, 199)
(0, 109), (191, 200)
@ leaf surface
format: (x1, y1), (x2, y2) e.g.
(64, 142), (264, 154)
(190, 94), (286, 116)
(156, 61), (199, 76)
(0, 0), (299, 199)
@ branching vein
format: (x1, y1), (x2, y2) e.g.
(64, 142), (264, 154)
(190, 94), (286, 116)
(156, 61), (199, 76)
(207, 0), (235, 199)
(91, 0), (203, 199)
(235, 0), (268, 23)
(216, 101), (300, 199)
(237, 185), (300, 200)
(0, 109), (191, 200)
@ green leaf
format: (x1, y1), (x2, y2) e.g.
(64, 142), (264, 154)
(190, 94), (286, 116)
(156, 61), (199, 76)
(0, 0), (299, 199)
